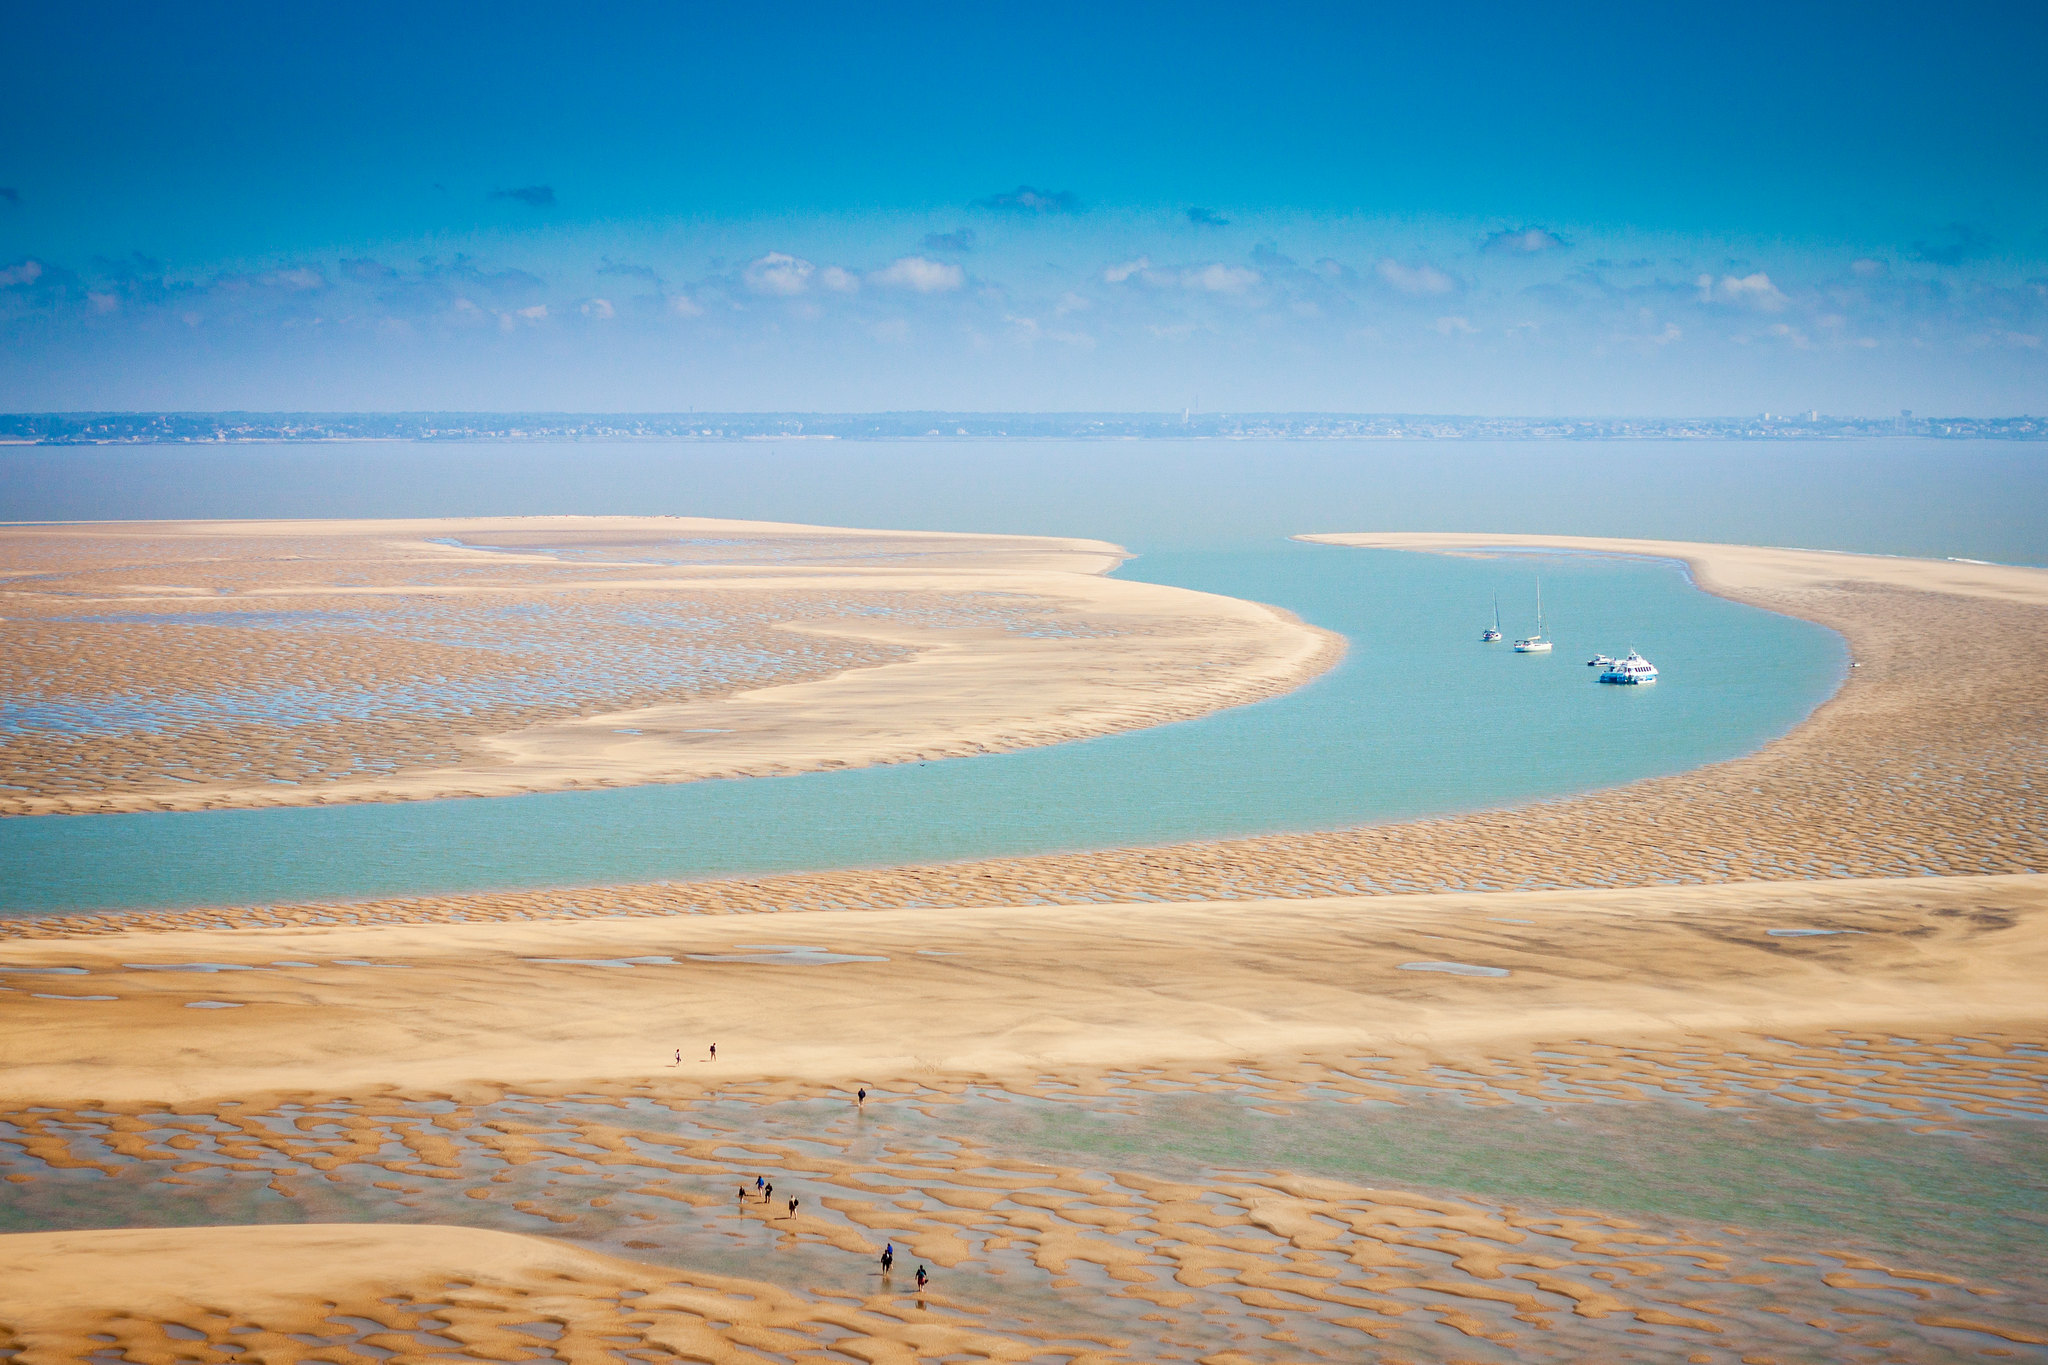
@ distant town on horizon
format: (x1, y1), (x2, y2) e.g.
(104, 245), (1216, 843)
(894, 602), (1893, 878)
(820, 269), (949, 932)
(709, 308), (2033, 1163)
(4, 411), (2043, 444)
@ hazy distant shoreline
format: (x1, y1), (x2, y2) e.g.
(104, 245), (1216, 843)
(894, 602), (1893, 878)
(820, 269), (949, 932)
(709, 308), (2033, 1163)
(3, 411), (2042, 444)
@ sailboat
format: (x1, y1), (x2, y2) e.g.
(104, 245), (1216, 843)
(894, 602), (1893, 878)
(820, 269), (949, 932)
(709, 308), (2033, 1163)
(1513, 580), (1553, 653)
(1480, 597), (1502, 642)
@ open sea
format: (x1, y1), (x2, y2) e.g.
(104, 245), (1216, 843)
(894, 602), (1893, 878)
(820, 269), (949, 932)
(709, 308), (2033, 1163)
(0, 437), (2039, 913)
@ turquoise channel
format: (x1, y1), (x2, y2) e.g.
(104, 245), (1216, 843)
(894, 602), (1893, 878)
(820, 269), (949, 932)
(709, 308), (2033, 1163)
(0, 541), (1844, 915)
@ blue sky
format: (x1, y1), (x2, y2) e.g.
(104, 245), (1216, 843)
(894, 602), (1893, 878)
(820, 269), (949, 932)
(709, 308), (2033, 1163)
(2, 0), (2043, 413)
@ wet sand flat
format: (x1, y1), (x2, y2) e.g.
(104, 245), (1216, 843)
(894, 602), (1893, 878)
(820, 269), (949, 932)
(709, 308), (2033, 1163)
(0, 516), (1337, 815)
(3, 1019), (2043, 1362)
(2, 874), (2042, 1106)
(4, 532), (2045, 1362)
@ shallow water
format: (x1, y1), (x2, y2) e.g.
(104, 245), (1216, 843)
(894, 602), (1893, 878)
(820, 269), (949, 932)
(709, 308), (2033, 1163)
(0, 543), (1842, 912)
(4, 1048), (2040, 1363)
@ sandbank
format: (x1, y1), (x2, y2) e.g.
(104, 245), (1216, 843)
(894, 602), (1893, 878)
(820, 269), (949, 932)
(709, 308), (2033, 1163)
(4, 873), (2039, 1106)
(12, 532), (2037, 942)
(0, 1222), (1073, 1365)
(4, 532), (2044, 1364)
(0, 515), (1338, 815)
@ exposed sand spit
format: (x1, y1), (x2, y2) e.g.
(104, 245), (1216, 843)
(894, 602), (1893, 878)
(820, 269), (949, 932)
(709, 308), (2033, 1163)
(0, 515), (1337, 815)
(0, 1223), (1098, 1365)
(3, 874), (2039, 1105)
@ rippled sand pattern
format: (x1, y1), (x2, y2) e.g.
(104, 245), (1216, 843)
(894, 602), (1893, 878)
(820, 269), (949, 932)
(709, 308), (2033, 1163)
(4, 534), (2043, 1363)
(3, 1034), (2042, 1363)
(0, 517), (1334, 814)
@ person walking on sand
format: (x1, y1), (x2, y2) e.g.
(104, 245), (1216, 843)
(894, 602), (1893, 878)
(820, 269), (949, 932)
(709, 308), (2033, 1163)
(857, 1087), (867, 1106)
(736, 1184), (746, 1209)
(672, 1049), (681, 1067)
(764, 1180), (773, 1203)
(787, 1196), (798, 1218)
(754, 1175), (764, 1192)
(881, 1244), (894, 1273)
(915, 1265), (928, 1291)
(708, 1042), (716, 1060)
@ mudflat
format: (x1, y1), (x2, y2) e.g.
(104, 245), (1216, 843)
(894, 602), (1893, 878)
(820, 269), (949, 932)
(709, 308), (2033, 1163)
(3, 532), (2044, 1363)
(0, 515), (1338, 815)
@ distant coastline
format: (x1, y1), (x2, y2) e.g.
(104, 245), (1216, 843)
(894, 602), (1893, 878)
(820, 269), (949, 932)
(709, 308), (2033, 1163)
(3, 410), (2042, 443)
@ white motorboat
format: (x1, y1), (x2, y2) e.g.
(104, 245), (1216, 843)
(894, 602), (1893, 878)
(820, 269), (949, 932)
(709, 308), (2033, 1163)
(1586, 653), (1616, 668)
(1481, 597), (1502, 642)
(1513, 580), (1552, 652)
(1599, 650), (1658, 684)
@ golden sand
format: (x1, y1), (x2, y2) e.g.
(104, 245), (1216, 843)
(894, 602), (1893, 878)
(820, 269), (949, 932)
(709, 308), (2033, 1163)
(2, 874), (2040, 1105)
(3, 1020), (2042, 1361)
(0, 516), (1337, 815)
(0, 1223), (1103, 1365)
(3, 532), (2044, 1362)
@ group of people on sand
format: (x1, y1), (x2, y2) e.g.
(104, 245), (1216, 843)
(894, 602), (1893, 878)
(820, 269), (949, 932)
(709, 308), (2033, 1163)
(684, 1047), (921, 1289)
(735, 1176), (928, 1290)
(739, 1174), (803, 1219)
(880, 1242), (928, 1290)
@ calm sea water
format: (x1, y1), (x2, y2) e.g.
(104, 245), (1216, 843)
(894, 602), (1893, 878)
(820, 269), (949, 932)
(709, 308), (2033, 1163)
(0, 436), (2035, 914)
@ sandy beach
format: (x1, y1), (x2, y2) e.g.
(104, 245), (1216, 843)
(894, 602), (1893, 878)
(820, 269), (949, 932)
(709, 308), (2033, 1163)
(0, 516), (1338, 815)
(3, 532), (2044, 1362)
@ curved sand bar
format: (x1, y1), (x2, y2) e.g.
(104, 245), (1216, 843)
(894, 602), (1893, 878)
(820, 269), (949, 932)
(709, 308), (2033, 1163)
(12, 532), (2039, 940)
(0, 516), (1340, 815)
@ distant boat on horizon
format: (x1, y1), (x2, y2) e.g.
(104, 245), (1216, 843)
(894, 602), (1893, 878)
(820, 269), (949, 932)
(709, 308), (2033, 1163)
(1513, 580), (1553, 653)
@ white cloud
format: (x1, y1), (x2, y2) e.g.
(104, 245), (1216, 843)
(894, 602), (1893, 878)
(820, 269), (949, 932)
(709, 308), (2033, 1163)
(1851, 258), (1889, 278)
(1697, 272), (1788, 311)
(1055, 291), (1091, 315)
(871, 256), (964, 293)
(0, 260), (42, 287)
(819, 265), (860, 293)
(498, 303), (548, 332)
(262, 267), (326, 291)
(1482, 227), (1567, 254)
(1377, 259), (1456, 294)
(1103, 256), (1151, 284)
(87, 291), (119, 314)
(1434, 315), (1476, 335)
(1184, 263), (1260, 293)
(669, 293), (703, 317)
(580, 297), (615, 319)
(745, 252), (814, 296)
